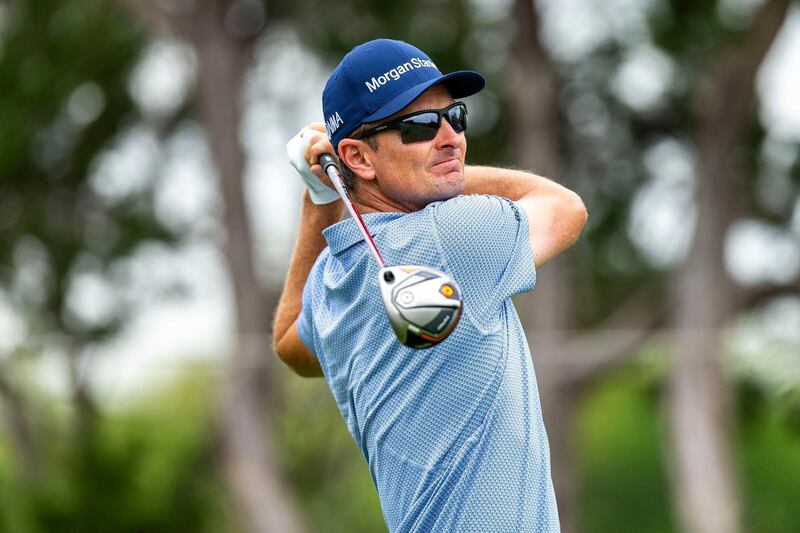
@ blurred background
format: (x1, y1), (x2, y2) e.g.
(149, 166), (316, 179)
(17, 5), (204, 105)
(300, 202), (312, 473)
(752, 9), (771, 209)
(1, 0), (799, 532)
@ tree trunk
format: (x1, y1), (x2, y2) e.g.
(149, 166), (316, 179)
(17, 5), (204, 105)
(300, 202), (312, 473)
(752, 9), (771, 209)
(191, 7), (307, 533)
(508, 1), (580, 530)
(120, 1), (309, 531)
(0, 366), (41, 481)
(668, 2), (791, 532)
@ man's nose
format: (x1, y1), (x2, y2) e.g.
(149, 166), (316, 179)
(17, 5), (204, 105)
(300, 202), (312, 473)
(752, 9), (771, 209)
(435, 116), (463, 147)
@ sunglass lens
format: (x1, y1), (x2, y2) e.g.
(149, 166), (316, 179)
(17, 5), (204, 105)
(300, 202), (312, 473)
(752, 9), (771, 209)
(446, 105), (467, 133)
(399, 112), (439, 143)
(395, 104), (468, 143)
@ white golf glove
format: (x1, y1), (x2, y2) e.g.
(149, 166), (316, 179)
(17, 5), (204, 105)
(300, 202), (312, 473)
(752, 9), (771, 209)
(286, 128), (340, 205)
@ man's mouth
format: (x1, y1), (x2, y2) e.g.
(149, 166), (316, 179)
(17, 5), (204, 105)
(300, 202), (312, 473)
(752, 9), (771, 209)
(432, 157), (460, 171)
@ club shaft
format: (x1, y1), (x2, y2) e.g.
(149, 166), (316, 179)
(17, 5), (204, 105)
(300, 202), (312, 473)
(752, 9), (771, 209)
(319, 154), (386, 268)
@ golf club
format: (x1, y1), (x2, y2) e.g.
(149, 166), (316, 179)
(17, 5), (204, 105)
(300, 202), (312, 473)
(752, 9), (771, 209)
(318, 154), (462, 349)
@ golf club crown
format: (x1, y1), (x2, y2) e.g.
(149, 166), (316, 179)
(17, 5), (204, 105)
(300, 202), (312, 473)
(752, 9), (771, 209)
(378, 266), (463, 349)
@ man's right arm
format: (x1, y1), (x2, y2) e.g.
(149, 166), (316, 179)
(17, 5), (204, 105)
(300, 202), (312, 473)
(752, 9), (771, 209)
(273, 191), (342, 377)
(273, 123), (343, 377)
(463, 166), (588, 266)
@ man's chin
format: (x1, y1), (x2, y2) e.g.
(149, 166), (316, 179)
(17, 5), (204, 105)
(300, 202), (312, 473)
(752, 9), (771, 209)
(433, 175), (465, 201)
(444, 170), (465, 187)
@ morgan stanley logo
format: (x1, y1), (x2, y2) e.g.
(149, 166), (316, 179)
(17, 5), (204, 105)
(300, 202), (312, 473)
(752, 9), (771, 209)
(365, 57), (437, 93)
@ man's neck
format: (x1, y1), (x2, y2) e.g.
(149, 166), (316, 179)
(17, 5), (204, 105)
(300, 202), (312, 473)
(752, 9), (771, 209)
(350, 184), (417, 214)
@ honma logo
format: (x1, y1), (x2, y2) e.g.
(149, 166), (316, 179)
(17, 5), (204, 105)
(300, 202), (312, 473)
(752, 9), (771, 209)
(326, 111), (344, 138)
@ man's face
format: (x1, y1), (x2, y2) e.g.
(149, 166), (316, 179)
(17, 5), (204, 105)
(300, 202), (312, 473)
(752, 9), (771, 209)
(367, 85), (467, 211)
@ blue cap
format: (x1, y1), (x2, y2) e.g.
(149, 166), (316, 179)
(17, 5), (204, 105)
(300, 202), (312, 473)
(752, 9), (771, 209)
(322, 39), (485, 150)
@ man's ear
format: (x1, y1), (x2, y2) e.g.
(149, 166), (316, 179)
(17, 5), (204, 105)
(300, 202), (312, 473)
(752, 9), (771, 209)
(338, 139), (377, 181)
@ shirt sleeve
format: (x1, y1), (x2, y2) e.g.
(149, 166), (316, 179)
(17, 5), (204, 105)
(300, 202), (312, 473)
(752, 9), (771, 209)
(430, 194), (536, 324)
(296, 279), (316, 356)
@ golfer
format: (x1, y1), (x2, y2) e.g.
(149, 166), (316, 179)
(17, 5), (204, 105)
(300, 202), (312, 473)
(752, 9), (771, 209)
(274, 39), (587, 532)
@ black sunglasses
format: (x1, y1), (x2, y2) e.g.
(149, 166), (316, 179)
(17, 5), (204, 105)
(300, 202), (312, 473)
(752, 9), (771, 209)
(352, 102), (468, 144)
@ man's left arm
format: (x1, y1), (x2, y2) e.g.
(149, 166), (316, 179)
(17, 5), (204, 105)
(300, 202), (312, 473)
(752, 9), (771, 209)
(463, 165), (588, 266)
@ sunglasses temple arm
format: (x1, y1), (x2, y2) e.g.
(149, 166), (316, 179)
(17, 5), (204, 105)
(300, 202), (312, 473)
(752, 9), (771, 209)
(319, 154), (386, 268)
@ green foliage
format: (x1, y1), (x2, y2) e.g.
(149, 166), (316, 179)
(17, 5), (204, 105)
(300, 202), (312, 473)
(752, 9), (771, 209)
(577, 366), (800, 533)
(290, 0), (472, 67)
(275, 371), (386, 533)
(0, 368), (229, 533)
(650, 0), (733, 64)
(3, 363), (799, 532)
(576, 369), (675, 533)
(0, 0), (180, 344)
(739, 396), (800, 533)
(647, 0), (800, 224)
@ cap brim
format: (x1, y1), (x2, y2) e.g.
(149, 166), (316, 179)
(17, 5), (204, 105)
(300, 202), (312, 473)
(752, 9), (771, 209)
(363, 70), (485, 123)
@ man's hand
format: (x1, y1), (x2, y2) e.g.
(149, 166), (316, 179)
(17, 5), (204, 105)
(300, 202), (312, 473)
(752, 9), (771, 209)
(286, 123), (340, 204)
(301, 123), (336, 180)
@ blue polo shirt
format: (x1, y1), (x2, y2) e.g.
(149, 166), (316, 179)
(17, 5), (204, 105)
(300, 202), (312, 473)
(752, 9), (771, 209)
(297, 194), (559, 533)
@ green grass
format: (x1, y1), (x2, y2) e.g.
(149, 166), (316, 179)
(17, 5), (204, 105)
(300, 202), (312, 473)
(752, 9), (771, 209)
(576, 371), (675, 533)
(740, 403), (800, 533)
(576, 369), (800, 533)
(275, 369), (387, 533)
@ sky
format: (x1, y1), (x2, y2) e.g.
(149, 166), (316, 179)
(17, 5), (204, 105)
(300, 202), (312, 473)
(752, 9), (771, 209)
(7, 1), (800, 405)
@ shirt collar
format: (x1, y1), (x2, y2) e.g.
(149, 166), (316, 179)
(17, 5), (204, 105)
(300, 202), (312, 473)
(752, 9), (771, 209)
(323, 212), (405, 256)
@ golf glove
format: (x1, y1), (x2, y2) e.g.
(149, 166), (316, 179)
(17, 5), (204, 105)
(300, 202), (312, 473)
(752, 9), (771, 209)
(286, 128), (339, 205)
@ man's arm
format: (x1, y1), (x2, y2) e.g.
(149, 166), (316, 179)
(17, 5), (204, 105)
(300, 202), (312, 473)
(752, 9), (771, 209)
(273, 190), (343, 377)
(464, 166), (587, 266)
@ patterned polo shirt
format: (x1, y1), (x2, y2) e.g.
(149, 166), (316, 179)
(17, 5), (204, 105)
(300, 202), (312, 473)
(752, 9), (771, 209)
(298, 194), (559, 532)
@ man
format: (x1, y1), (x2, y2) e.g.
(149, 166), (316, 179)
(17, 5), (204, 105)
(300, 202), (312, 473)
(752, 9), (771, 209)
(273, 39), (587, 532)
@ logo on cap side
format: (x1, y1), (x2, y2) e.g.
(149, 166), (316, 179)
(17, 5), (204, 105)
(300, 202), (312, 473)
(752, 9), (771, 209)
(325, 111), (344, 138)
(365, 57), (438, 93)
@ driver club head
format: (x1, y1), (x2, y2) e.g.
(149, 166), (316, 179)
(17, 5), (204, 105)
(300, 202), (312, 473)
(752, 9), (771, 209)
(378, 266), (463, 349)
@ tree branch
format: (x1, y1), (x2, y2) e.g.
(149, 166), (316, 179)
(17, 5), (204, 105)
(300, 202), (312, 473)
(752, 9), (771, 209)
(555, 288), (666, 387)
(734, 274), (800, 311)
(67, 346), (99, 435)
